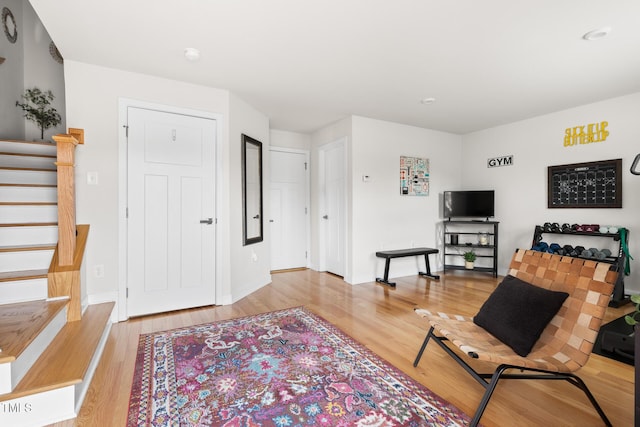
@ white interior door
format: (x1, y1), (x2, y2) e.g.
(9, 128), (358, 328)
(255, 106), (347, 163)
(269, 149), (308, 270)
(127, 107), (216, 317)
(322, 141), (345, 277)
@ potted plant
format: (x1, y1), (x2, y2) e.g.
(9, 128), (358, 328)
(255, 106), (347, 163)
(463, 250), (476, 269)
(15, 87), (62, 141)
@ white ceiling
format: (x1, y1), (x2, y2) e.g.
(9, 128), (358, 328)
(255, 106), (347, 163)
(29, 0), (640, 135)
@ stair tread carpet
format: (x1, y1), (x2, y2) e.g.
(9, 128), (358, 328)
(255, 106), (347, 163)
(0, 302), (114, 401)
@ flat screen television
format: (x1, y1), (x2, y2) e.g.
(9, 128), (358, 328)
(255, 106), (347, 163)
(443, 190), (495, 219)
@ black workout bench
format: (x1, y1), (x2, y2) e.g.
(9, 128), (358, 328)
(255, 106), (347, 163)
(375, 247), (440, 287)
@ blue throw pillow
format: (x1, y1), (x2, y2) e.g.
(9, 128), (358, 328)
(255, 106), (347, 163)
(473, 275), (569, 357)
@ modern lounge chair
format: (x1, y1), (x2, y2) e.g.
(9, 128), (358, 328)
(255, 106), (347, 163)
(414, 249), (617, 426)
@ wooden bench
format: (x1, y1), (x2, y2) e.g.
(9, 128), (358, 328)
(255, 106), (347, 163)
(375, 247), (440, 287)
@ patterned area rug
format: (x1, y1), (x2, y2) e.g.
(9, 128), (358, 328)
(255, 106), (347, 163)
(128, 307), (471, 426)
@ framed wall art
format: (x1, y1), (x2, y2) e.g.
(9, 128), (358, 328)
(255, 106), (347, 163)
(547, 158), (622, 208)
(400, 156), (429, 196)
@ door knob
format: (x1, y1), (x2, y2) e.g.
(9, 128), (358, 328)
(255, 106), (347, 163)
(200, 218), (213, 224)
(253, 214), (260, 219)
(323, 215), (328, 219)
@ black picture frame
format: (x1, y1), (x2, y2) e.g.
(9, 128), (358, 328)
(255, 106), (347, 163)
(547, 159), (622, 208)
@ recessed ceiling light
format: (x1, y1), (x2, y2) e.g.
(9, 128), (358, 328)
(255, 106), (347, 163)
(184, 48), (200, 61)
(582, 27), (611, 41)
(420, 97), (436, 105)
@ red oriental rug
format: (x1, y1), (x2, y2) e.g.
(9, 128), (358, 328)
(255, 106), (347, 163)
(128, 307), (471, 426)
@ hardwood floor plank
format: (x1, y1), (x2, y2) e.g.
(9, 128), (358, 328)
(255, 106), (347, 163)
(68, 270), (633, 426)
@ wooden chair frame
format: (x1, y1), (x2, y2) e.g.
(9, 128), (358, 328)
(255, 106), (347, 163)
(414, 249), (617, 426)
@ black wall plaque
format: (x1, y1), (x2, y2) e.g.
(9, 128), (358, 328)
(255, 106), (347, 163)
(548, 159), (622, 208)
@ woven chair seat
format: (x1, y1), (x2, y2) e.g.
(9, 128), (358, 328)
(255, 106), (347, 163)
(416, 309), (583, 372)
(413, 249), (618, 426)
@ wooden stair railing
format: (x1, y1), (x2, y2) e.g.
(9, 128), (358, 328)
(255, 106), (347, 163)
(49, 128), (86, 321)
(51, 128), (84, 267)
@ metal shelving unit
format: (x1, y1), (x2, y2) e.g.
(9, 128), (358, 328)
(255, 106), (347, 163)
(531, 225), (629, 307)
(443, 220), (499, 277)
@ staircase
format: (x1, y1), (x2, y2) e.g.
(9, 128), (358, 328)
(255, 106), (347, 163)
(0, 139), (114, 426)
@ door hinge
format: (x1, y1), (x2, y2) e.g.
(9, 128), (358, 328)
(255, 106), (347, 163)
(305, 251), (308, 259)
(126, 207), (129, 218)
(305, 207), (307, 214)
(126, 287), (129, 298)
(123, 124), (129, 137)
(304, 162), (307, 170)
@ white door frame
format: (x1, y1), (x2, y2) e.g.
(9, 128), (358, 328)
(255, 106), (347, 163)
(117, 98), (224, 321)
(317, 138), (347, 275)
(269, 147), (311, 269)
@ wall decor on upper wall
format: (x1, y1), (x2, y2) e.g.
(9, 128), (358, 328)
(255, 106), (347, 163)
(2, 7), (17, 44)
(400, 155), (429, 196)
(49, 41), (63, 64)
(487, 154), (513, 168)
(548, 159), (622, 208)
(564, 121), (609, 147)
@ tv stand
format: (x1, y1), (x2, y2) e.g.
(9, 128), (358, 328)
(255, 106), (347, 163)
(442, 220), (499, 277)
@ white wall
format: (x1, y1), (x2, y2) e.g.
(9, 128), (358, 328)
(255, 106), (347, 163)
(462, 92), (640, 293)
(0, 1), (65, 140)
(22, 0), (65, 141)
(228, 93), (271, 302)
(0, 0), (25, 139)
(270, 129), (311, 150)
(350, 116), (463, 284)
(63, 61), (263, 317)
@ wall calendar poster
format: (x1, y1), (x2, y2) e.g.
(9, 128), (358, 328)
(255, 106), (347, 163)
(400, 156), (429, 196)
(548, 159), (622, 208)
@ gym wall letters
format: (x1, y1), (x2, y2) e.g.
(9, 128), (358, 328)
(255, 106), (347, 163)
(564, 121), (609, 147)
(548, 159), (622, 208)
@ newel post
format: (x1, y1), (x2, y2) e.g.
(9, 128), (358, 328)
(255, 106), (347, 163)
(52, 128), (84, 266)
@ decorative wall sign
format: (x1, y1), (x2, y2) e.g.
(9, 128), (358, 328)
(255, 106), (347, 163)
(548, 159), (622, 208)
(2, 7), (17, 44)
(400, 156), (429, 196)
(487, 155), (513, 168)
(564, 121), (609, 146)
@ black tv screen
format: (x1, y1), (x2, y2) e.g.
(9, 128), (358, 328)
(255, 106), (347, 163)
(443, 190), (495, 219)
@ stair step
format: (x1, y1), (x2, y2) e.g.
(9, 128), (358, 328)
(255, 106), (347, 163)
(0, 277), (48, 304)
(0, 303), (114, 426)
(0, 222), (57, 227)
(0, 250), (54, 273)
(0, 184), (58, 202)
(0, 302), (114, 402)
(0, 168), (57, 185)
(0, 151), (56, 159)
(0, 299), (69, 394)
(0, 204), (58, 223)
(0, 153), (57, 170)
(0, 269), (49, 282)
(0, 244), (56, 253)
(0, 225), (58, 247)
(0, 140), (57, 157)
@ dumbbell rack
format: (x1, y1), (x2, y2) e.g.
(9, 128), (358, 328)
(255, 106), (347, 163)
(531, 225), (630, 307)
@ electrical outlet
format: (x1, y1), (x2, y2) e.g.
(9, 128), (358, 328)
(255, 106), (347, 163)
(94, 265), (104, 278)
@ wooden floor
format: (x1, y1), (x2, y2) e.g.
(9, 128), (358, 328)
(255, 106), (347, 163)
(58, 270), (634, 426)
